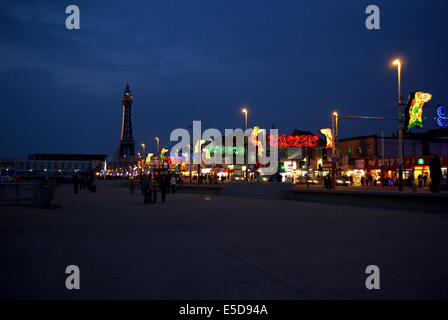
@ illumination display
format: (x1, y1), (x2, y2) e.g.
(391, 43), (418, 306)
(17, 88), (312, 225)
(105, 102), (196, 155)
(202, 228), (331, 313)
(319, 128), (333, 149)
(194, 139), (205, 153)
(437, 105), (448, 127)
(268, 135), (319, 148)
(145, 153), (154, 164)
(205, 146), (245, 155)
(249, 126), (265, 157)
(405, 91), (432, 130)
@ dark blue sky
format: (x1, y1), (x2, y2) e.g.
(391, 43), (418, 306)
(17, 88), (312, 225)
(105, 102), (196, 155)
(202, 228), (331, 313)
(1, 0), (447, 158)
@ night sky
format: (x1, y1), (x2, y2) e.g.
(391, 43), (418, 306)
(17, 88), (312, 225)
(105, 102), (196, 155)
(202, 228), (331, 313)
(1, 0), (447, 158)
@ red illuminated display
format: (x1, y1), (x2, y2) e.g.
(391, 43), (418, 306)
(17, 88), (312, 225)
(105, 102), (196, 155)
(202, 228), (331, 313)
(268, 135), (319, 148)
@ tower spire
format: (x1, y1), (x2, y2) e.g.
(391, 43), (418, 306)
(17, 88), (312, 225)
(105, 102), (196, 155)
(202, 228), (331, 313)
(119, 81), (135, 159)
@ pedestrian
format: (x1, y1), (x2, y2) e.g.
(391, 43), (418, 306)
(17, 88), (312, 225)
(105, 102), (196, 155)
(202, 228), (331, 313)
(361, 176), (365, 187)
(143, 179), (152, 204)
(418, 174), (423, 188)
(170, 175), (176, 194)
(73, 172), (79, 194)
(430, 155), (442, 193)
(179, 176), (184, 191)
(152, 185), (159, 203)
(159, 175), (168, 203)
(129, 178), (135, 195)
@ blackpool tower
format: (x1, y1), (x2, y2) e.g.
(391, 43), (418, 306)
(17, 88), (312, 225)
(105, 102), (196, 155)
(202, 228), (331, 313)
(119, 82), (135, 159)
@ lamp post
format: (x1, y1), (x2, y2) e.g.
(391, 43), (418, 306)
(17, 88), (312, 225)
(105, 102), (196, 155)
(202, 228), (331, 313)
(141, 143), (145, 156)
(242, 107), (248, 181)
(155, 137), (160, 154)
(393, 59), (404, 191)
(242, 107), (248, 131)
(331, 111), (338, 190)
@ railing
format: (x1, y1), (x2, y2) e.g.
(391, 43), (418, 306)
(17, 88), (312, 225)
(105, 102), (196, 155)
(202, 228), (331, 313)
(0, 181), (58, 207)
(0, 182), (37, 205)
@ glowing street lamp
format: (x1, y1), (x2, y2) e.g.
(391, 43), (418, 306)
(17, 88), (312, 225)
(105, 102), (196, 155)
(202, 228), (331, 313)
(155, 137), (160, 154)
(141, 143), (145, 155)
(393, 59), (402, 105)
(242, 107), (248, 131)
(392, 58), (404, 191)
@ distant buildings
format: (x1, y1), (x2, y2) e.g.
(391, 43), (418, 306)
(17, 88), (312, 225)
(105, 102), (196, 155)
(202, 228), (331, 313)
(1, 154), (107, 178)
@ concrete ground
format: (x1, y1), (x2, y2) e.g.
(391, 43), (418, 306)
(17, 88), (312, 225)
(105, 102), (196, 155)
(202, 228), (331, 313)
(1, 183), (448, 299)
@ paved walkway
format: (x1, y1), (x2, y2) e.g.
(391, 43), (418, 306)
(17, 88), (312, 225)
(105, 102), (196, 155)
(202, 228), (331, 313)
(1, 183), (448, 299)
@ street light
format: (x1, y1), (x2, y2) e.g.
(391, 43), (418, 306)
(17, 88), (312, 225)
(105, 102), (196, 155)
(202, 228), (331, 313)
(241, 107), (248, 181)
(242, 107), (248, 131)
(331, 111), (338, 190)
(141, 143), (145, 156)
(392, 58), (404, 191)
(155, 137), (160, 154)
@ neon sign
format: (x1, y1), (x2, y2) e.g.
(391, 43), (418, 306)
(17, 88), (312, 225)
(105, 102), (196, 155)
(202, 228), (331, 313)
(268, 135), (319, 148)
(205, 145), (245, 155)
(437, 105), (448, 127)
(405, 91), (432, 130)
(319, 128), (333, 149)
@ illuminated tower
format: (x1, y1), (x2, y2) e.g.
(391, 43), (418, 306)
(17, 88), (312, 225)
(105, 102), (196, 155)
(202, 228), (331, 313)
(119, 82), (135, 158)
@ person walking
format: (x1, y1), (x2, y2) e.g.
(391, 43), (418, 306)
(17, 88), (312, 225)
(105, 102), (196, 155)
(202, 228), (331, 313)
(152, 185), (158, 203)
(430, 155), (442, 193)
(129, 178), (135, 195)
(418, 174), (423, 188)
(73, 173), (79, 194)
(170, 175), (176, 194)
(159, 175), (168, 203)
(143, 179), (152, 204)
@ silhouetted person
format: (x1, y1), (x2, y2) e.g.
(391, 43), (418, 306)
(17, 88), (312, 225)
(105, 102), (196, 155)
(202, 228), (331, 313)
(430, 155), (442, 193)
(159, 176), (168, 203)
(73, 173), (79, 194)
(170, 175), (176, 194)
(129, 178), (135, 195)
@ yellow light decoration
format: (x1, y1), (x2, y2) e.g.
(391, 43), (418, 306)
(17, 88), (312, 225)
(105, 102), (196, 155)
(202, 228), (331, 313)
(161, 148), (169, 155)
(145, 153), (153, 164)
(249, 126), (265, 157)
(406, 92), (432, 130)
(194, 140), (205, 153)
(320, 128), (333, 149)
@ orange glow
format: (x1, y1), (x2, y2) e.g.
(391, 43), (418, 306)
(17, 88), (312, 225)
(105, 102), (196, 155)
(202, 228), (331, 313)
(320, 128), (333, 149)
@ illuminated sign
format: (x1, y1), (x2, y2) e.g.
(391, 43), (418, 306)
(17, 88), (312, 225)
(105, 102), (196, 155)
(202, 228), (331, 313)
(405, 91), (432, 130)
(437, 105), (448, 127)
(417, 158), (424, 165)
(319, 128), (333, 149)
(268, 135), (319, 148)
(205, 146), (245, 155)
(283, 161), (297, 172)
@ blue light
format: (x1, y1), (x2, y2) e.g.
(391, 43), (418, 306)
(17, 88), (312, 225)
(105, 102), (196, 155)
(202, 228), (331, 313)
(437, 106), (448, 127)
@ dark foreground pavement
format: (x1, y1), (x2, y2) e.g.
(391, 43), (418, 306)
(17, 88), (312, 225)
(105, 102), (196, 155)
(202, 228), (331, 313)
(1, 183), (448, 299)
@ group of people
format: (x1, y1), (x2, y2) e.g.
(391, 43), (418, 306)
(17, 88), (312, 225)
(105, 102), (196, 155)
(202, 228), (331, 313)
(129, 174), (184, 204)
(194, 173), (226, 184)
(323, 174), (332, 189)
(361, 174), (379, 187)
(72, 173), (96, 193)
